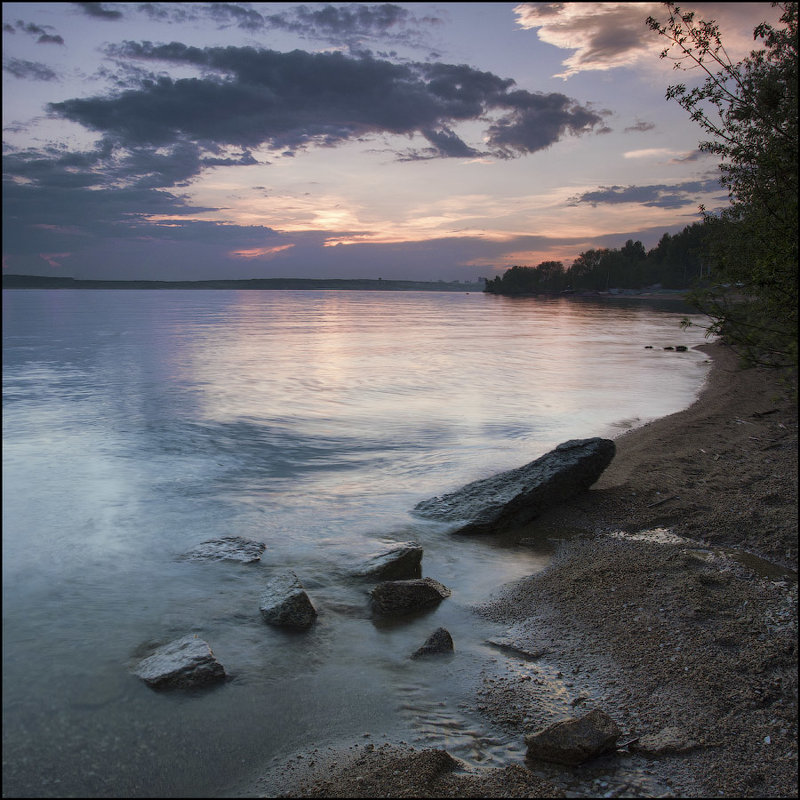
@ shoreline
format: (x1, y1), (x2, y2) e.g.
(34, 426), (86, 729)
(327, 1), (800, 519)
(245, 342), (797, 798)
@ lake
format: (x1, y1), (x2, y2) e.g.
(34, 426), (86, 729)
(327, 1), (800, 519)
(2, 289), (711, 797)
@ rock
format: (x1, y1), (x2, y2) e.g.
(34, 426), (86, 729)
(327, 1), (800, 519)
(412, 627), (454, 658)
(370, 577), (451, 616)
(413, 438), (616, 535)
(486, 636), (550, 660)
(525, 708), (622, 765)
(632, 726), (698, 756)
(353, 542), (423, 580)
(260, 570), (317, 629)
(180, 536), (266, 563)
(133, 635), (226, 690)
(675, 345), (688, 352)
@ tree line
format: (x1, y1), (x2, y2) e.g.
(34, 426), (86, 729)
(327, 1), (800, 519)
(483, 221), (708, 295)
(489, 3), (796, 370)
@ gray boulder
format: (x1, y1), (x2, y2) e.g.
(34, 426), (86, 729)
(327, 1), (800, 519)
(370, 577), (451, 616)
(412, 627), (454, 658)
(180, 536), (266, 563)
(133, 635), (226, 690)
(353, 542), (423, 580)
(260, 570), (317, 629)
(413, 438), (616, 534)
(525, 708), (621, 765)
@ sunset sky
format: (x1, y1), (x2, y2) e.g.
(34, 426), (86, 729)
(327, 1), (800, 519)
(2, 2), (781, 281)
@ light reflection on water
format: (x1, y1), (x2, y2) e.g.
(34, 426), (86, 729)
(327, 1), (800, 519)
(2, 290), (710, 797)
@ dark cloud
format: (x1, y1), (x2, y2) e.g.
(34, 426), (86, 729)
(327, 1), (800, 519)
(624, 120), (655, 133)
(3, 58), (59, 81)
(2, 178), (213, 254)
(74, 2), (124, 20)
(263, 3), (440, 51)
(49, 43), (603, 159)
(487, 89), (602, 155)
(137, 3), (200, 24)
(567, 179), (723, 209)
(206, 3), (266, 31)
(131, 2), (439, 52)
(4, 19), (64, 44)
(267, 3), (411, 36)
(668, 150), (707, 164)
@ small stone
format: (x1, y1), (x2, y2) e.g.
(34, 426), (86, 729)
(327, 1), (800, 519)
(260, 570), (317, 629)
(133, 635), (226, 690)
(411, 627), (454, 658)
(525, 708), (622, 765)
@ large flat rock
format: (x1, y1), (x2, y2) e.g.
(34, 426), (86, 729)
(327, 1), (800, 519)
(133, 635), (226, 690)
(412, 438), (615, 534)
(370, 577), (451, 616)
(180, 536), (266, 563)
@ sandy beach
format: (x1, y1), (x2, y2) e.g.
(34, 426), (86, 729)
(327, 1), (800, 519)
(248, 341), (797, 798)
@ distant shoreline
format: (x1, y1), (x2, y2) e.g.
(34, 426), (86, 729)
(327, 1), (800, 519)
(2, 274), (693, 306)
(1, 274), (484, 292)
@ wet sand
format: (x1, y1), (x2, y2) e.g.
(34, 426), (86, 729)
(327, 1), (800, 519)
(245, 342), (797, 798)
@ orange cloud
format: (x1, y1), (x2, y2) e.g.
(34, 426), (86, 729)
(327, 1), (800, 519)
(229, 244), (295, 259)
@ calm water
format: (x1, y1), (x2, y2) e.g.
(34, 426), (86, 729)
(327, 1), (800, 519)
(2, 290), (711, 797)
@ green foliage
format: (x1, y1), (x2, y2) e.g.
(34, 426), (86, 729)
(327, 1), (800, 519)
(484, 224), (708, 295)
(647, 2), (798, 367)
(484, 261), (566, 294)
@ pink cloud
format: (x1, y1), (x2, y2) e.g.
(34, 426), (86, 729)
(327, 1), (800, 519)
(229, 244), (295, 259)
(40, 252), (72, 268)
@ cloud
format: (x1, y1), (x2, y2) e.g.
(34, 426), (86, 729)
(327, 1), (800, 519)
(132, 3), (441, 52)
(48, 43), (604, 160)
(4, 19), (64, 44)
(230, 244), (295, 260)
(74, 2), (124, 20)
(512, 2), (784, 79)
(513, 2), (661, 78)
(205, 3), (266, 31)
(624, 148), (683, 159)
(3, 58), (59, 81)
(624, 120), (655, 133)
(567, 178), (723, 209)
(262, 3), (442, 52)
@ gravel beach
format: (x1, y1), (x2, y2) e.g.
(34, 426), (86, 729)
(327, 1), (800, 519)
(250, 341), (798, 798)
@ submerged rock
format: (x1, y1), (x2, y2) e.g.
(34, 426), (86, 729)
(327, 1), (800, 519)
(413, 438), (616, 535)
(525, 708), (621, 765)
(412, 627), (454, 658)
(260, 570), (317, 629)
(133, 635), (226, 690)
(353, 542), (423, 580)
(180, 536), (266, 563)
(370, 577), (451, 616)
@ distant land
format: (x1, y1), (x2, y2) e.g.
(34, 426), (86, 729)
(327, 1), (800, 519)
(2, 274), (485, 292)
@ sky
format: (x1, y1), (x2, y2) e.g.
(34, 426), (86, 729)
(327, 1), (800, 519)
(1, 2), (782, 282)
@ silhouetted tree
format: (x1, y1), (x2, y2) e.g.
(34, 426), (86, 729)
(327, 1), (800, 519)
(648, 2), (798, 367)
